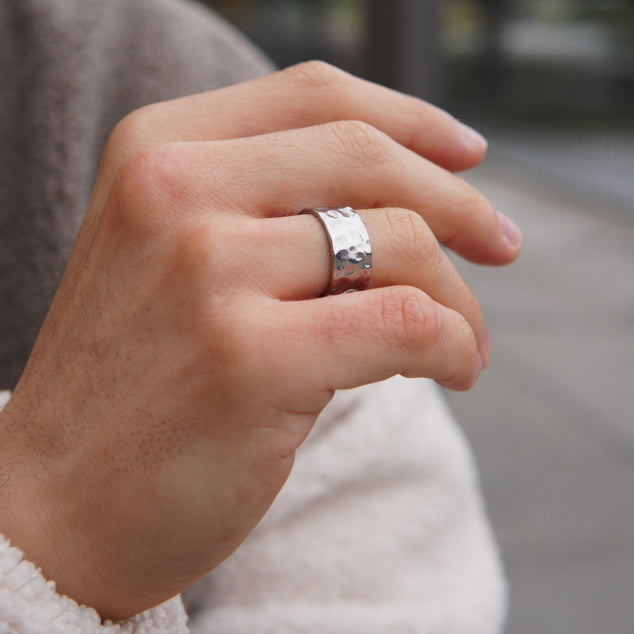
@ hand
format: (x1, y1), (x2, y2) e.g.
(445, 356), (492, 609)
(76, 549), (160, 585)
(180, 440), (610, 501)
(0, 62), (521, 619)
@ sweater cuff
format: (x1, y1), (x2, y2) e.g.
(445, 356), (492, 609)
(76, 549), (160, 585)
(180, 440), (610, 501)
(0, 531), (189, 633)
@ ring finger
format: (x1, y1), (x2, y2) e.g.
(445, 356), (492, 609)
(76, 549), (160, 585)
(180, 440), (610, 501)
(231, 209), (489, 366)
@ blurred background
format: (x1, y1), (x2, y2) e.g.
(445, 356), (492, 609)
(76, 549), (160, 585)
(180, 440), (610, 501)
(201, 1), (634, 632)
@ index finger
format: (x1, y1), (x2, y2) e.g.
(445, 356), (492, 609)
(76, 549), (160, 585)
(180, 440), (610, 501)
(116, 61), (488, 173)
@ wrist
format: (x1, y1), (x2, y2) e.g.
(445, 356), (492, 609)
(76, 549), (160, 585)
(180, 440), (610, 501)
(0, 394), (161, 620)
(0, 397), (94, 611)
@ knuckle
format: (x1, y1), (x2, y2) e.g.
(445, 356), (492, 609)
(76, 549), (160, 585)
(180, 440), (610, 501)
(327, 119), (395, 168)
(438, 315), (479, 391)
(186, 305), (248, 386)
(203, 307), (244, 366)
(455, 180), (486, 213)
(281, 60), (347, 91)
(172, 251), (248, 360)
(105, 105), (159, 162)
(109, 108), (145, 144)
(445, 177), (490, 237)
(107, 144), (187, 235)
(186, 216), (251, 280)
(170, 218), (216, 277)
(385, 208), (437, 267)
(168, 216), (256, 304)
(377, 286), (436, 350)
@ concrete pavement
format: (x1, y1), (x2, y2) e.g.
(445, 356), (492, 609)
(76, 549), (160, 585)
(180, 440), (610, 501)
(446, 158), (634, 633)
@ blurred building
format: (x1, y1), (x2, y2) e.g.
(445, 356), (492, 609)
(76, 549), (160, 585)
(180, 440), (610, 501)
(203, 0), (634, 123)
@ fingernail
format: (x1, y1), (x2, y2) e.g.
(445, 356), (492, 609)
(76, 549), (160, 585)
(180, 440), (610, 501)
(497, 211), (522, 249)
(459, 122), (488, 153)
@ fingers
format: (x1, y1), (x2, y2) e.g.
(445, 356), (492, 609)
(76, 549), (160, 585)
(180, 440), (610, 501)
(249, 209), (489, 364)
(163, 124), (521, 266)
(116, 61), (487, 172)
(257, 287), (481, 399)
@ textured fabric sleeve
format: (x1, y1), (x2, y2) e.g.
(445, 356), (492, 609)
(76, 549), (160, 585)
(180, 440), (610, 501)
(0, 0), (275, 387)
(185, 377), (508, 634)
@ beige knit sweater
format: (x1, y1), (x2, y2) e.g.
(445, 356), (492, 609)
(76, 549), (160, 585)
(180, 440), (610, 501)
(0, 2), (506, 632)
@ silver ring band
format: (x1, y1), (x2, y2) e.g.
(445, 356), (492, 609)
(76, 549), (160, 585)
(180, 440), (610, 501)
(302, 206), (372, 295)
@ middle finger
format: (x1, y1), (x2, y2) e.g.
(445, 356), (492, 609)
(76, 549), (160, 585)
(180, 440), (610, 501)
(172, 122), (518, 266)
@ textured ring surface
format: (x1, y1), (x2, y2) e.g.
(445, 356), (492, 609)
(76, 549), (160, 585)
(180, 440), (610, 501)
(302, 206), (372, 295)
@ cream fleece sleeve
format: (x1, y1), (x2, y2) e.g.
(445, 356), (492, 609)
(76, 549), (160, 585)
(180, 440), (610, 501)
(0, 392), (189, 634)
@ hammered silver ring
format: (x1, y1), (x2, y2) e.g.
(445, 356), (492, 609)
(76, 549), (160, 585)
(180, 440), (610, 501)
(302, 206), (372, 295)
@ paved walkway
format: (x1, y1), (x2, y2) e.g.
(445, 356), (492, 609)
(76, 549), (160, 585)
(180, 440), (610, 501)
(446, 157), (634, 633)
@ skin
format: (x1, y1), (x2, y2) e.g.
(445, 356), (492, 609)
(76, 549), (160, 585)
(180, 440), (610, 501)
(0, 62), (521, 620)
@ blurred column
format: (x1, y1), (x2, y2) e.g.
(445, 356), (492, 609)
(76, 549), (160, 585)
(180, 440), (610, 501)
(479, 0), (507, 94)
(368, 0), (442, 102)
